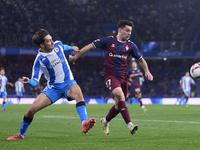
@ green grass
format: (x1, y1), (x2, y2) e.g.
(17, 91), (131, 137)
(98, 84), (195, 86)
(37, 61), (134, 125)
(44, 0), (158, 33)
(1, 104), (200, 150)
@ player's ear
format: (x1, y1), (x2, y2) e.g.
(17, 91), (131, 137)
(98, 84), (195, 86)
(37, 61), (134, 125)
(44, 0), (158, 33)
(40, 43), (44, 48)
(118, 28), (122, 34)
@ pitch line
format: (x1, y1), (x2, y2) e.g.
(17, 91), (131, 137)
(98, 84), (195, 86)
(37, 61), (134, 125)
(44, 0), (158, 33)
(41, 116), (200, 124)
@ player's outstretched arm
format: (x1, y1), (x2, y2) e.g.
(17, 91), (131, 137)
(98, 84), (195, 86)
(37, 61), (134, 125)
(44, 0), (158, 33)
(7, 82), (14, 87)
(138, 57), (153, 81)
(69, 43), (94, 64)
(21, 77), (29, 83)
(72, 46), (79, 54)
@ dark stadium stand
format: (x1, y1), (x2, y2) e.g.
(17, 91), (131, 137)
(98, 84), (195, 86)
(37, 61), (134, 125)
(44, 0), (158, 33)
(1, 0), (200, 98)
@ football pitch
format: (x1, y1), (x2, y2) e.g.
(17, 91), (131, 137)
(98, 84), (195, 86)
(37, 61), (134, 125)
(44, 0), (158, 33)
(1, 104), (200, 150)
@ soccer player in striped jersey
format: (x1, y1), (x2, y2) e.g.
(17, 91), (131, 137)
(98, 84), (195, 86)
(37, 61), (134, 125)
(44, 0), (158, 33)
(179, 71), (195, 106)
(69, 20), (153, 135)
(7, 29), (96, 140)
(15, 78), (25, 104)
(127, 60), (147, 111)
(0, 67), (14, 111)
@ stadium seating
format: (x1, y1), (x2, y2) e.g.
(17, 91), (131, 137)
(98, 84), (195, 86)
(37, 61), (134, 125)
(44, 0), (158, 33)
(0, 0), (199, 98)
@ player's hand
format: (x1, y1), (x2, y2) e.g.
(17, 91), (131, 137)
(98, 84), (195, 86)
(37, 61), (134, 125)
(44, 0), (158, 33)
(69, 55), (76, 65)
(22, 76), (29, 83)
(130, 74), (134, 78)
(9, 83), (14, 87)
(72, 46), (79, 54)
(145, 71), (153, 81)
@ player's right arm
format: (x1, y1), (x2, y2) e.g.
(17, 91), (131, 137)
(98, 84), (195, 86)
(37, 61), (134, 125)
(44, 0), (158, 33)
(69, 43), (95, 64)
(179, 79), (183, 90)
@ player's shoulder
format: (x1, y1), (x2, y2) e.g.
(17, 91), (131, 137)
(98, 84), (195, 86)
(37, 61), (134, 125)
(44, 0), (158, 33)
(127, 40), (137, 46)
(54, 40), (63, 46)
(99, 36), (115, 41)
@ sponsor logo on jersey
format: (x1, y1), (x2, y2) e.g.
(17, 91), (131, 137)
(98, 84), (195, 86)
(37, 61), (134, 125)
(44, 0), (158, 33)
(109, 52), (127, 59)
(48, 58), (64, 69)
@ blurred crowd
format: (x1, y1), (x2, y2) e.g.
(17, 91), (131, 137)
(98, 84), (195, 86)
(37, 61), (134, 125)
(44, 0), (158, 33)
(0, 0), (199, 49)
(1, 0), (200, 98)
(1, 55), (199, 98)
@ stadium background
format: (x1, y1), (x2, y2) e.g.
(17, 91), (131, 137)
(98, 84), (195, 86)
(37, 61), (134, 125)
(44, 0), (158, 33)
(1, 0), (200, 104)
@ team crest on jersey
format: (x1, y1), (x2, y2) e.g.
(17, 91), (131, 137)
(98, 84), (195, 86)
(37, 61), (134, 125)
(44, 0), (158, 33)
(125, 45), (129, 51)
(54, 47), (59, 52)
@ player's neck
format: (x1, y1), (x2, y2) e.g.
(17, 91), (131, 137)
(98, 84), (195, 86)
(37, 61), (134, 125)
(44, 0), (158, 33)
(116, 35), (126, 42)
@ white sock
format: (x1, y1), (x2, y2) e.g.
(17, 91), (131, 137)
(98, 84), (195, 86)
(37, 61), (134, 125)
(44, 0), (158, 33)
(103, 118), (108, 124)
(127, 122), (133, 129)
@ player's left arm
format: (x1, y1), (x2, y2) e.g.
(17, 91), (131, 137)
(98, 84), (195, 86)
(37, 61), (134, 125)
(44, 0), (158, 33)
(7, 81), (14, 87)
(64, 45), (79, 54)
(138, 57), (153, 81)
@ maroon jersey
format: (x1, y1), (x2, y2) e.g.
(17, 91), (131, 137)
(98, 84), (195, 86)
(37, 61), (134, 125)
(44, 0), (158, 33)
(127, 68), (141, 86)
(92, 36), (143, 77)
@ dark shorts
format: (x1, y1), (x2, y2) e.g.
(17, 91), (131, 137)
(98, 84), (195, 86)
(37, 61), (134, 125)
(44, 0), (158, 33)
(129, 85), (141, 95)
(103, 74), (129, 99)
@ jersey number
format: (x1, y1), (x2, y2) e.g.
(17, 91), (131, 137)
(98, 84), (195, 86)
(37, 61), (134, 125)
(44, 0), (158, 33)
(106, 79), (111, 90)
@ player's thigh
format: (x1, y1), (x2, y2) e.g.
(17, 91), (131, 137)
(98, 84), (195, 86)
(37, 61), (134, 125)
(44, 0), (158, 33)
(66, 84), (84, 102)
(27, 93), (52, 113)
(112, 87), (125, 102)
(103, 75), (121, 93)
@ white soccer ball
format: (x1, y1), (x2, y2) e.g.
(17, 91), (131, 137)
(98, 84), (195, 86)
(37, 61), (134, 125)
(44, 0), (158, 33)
(190, 62), (200, 80)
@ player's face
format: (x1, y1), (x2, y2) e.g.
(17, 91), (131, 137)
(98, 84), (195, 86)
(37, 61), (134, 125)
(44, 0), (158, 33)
(41, 35), (54, 52)
(185, 72), (189, 77)
(131, 61), (137, 69)
(0, 69), (5, 76)
(119, 25), (132, 41)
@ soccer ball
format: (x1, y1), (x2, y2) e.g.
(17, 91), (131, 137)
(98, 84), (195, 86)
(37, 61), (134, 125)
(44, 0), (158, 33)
(190, 62), (200, 80)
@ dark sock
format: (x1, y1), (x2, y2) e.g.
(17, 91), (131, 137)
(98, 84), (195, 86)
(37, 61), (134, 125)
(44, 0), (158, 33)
(105, 105), (119, 122)
(118, 101), (131, 124)
(138, 98), (143, 107)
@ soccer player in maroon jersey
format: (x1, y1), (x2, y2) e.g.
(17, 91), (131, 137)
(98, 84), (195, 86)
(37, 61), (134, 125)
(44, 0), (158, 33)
(69, 20), (153, 135)
(127, 60), (147, 111)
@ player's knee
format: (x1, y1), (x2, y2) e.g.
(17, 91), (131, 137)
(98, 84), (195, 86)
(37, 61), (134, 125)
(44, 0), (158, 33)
(27, 107), (37, 116)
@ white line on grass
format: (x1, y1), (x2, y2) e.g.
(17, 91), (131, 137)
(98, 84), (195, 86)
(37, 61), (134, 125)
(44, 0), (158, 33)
(41, 116), (200, 124)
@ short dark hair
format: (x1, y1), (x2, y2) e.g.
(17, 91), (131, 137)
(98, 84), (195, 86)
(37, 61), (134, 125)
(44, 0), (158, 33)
(117, 20), (134, 29)
(0, 67), (4, 71)
(32, 29), (49, 47)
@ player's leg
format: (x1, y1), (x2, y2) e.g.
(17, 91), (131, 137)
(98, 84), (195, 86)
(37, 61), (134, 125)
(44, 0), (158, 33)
(2, 96), (6, 111)
(184, 93), (190, 106)
(66, 84), (96, 134)
(7, 93), (52, 140)
(17, 95), (21, 104)
(137, 93), (147, 111)
(112, 87), (138, 135)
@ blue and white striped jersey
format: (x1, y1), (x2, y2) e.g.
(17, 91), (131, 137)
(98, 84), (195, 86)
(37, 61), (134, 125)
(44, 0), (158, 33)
(15, 81), (24, 92)
(0, 75), (8, 92)
(179, 76), (194, 91)
(31, 41), (74, 85)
